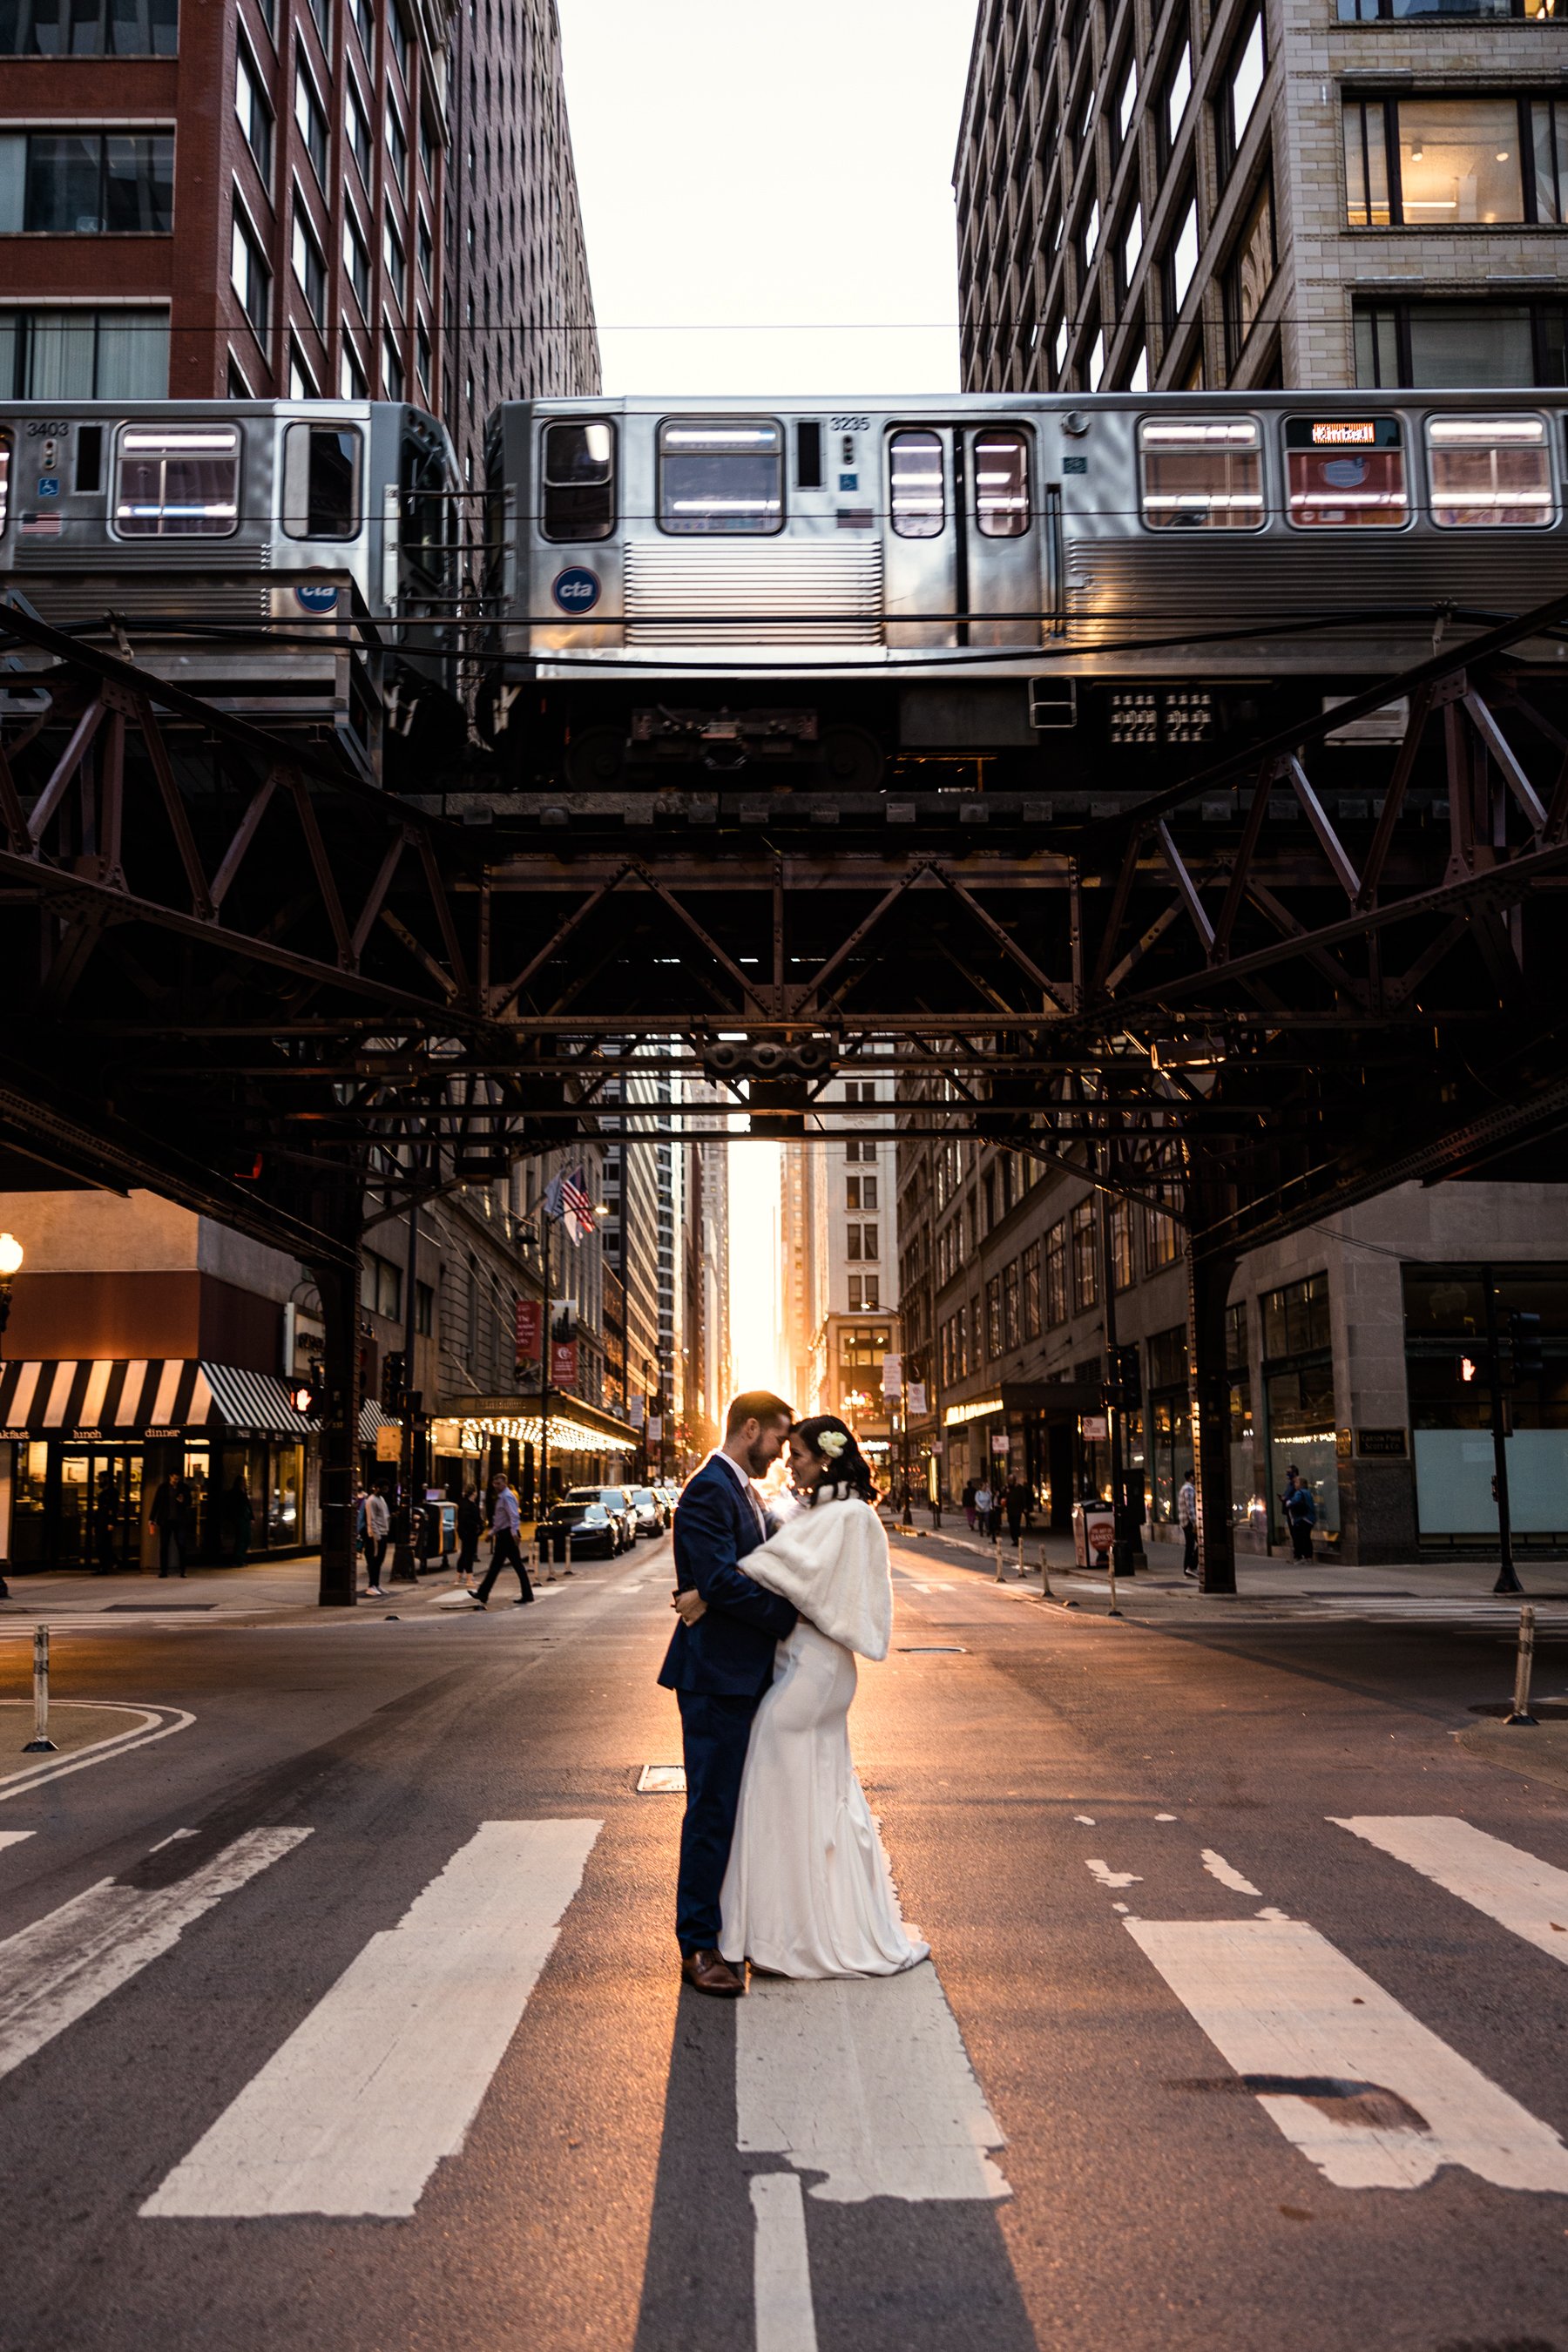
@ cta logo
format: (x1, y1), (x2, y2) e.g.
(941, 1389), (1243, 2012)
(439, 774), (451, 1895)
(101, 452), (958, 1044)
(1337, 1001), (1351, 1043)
(552, 566), (601, 615)
(295, 580), (341, 614)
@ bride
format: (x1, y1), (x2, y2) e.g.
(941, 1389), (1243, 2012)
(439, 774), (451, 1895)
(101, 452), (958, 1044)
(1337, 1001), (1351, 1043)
(673, 1414), (929, 1980)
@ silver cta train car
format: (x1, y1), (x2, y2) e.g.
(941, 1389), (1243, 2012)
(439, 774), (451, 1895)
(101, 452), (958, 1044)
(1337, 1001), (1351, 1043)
(0, 399), (460, 777)
(482, 389), (1568, 791)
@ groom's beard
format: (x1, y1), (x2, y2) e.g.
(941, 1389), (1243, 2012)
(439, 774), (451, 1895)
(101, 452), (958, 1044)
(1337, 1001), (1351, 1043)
(743, 1436), (778, 1477)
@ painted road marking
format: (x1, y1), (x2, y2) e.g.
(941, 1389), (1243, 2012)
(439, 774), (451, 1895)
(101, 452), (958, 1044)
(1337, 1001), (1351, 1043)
(1202, 1850), (1263, 1897)
(1127, 1915), (1568, 2192)
(1334, 1816), (1568, 1967)
(751, 2174), (820, 2352)
(736, 1965), (1009, 2204)
(0, 1831), (34, 1858)
(144, 1817), (602, 2219)
(1086, 1860), (1141, 1889)
(0, 1828), (309, 2085)
(0, 1705), (192, 1802)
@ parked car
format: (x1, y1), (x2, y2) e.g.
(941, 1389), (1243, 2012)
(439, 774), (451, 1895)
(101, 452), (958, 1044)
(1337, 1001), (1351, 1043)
(564, 1485), (635, 1551)
(626, 1486), (665, 1538)
(537, 1500), (618, 1561)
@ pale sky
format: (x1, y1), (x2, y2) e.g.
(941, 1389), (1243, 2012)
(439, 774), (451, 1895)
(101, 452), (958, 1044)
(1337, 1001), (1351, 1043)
(556, 1), (978, 1403)
(556, 0), (977, 398)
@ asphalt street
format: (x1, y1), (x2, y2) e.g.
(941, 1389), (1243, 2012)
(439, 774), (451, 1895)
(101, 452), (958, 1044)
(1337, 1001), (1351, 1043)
(3, 1532), (1568, 2352)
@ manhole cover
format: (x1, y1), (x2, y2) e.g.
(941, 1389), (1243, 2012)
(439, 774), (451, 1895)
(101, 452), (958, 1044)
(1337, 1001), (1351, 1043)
(637, 1764), (686, 1794)
(897, 1645), (968, 1654)
(105, 1603), (217, 1612)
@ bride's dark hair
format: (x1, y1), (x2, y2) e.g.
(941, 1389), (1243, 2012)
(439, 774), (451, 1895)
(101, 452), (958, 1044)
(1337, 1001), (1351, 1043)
(794, 1414), (880, 1505)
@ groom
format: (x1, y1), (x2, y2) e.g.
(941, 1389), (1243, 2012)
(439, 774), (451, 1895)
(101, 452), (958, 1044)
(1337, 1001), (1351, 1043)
(659, 1390), (796, 1996)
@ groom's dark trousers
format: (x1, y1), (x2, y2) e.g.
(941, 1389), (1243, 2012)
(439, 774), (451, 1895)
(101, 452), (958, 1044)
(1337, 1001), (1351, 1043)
(658, 1456), (796, 1955)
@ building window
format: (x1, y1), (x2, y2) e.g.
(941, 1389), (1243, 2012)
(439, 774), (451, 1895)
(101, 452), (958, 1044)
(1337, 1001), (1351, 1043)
(1345, 96), (1537, 228)
(388, 0), (408, 78)
(232, 205), (270, 339)
(1340, 0), (1551, 18)
(1223, 12), (1267, 167)
(416, 314), (430, 399)
(385, 98), (408, 192)
(974, 429), (1029, 536)
(1139, 416), (1263, 530)
(1355, 297), (1568, 387)
(847, 1225), (862, 1261)
(346, 76), (372, 182)
(847, 1176), (878, 1211)
(1110, 1200), (1135, 1291)
(1161, 40), (1193, 159)
(294, 57), (328, 185)
(1286, 415), (1408, 527)
(1426, 412), (1554, 525)
(382, 321), (403, 400)
(235, 41), (272, 184)
(1226, 175), (1275, 367)
(1071, 1200), (1098, 1313)
(415, 1280), (433, 1336)
(542, 419), (616, 541)
(416, 208), (433, 289)
(383, 214), (406, 312)
(1113, 53), (1138, 151)
(1261, 1273), (1338, 1544)
(658, 416), (783, 536)
(864, 1222), (879, 1260)
(0, 0), (178, 50)
(0, 129), (173, 233)
(1044, 1222), (1068, 1325)
(1144, 1204), (1182, 1269)
(1022, 1241), (1042, 1338)
(1262, 1272), (1332, 1358)
(863, 1278), (880, 1310)
(292, 206), (326, 324)
(1004, 1259), (1021, 1351)
(890, 428), (944, 537)
(987, 1275), (1004, 1360)
(115, 421), (240, 537)
(0, 305), (167, 395)
(287, 341), (315, 399)
(1530, 98), (1568, 221)
(1165, 193), (1200, 318)
(342, 206), (370, 311)
(1119, 205), (1143, 296)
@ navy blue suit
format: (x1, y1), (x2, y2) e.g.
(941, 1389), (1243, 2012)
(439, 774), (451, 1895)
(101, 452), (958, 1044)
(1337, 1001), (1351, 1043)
(659, 1455), (796, 1953)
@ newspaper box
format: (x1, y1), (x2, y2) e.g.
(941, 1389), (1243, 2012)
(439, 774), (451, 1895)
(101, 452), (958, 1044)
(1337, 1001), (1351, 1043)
(1072, 1502), (1116, 1567)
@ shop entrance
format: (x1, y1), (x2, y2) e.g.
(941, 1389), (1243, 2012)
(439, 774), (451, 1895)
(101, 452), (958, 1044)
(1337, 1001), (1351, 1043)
(57, 1446), (144, 1572)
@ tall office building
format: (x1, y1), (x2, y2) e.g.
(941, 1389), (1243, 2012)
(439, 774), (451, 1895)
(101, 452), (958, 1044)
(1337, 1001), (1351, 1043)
(955, 0), (1568, 397)
(0, 0), (597, 472)
(683, 1104), (732, 1455)
(779, 1083), (901, 1468)
(600, 1050), (663, 1423)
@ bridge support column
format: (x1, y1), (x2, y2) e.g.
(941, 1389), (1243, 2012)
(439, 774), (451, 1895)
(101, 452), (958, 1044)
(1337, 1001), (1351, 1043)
(315, 1218), (363, 1609)
(1187, 1240), (1238, 1597)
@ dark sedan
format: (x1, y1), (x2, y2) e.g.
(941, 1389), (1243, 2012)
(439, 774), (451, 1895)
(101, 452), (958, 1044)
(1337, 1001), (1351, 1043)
(536, 1501), (618, 1561)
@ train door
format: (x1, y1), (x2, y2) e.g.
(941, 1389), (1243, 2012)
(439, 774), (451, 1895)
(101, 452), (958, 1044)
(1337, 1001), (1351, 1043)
(883, 422), (1041, 648)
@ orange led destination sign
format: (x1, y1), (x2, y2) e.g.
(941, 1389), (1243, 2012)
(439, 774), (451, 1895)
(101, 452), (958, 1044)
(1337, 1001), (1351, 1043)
(1311, 422), (1376, 445)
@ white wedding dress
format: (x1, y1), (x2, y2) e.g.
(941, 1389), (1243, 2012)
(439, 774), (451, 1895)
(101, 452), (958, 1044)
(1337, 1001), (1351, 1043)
(719, 1490), (929, 1980)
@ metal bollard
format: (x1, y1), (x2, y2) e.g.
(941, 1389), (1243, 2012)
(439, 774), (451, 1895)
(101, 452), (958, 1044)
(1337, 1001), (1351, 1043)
(1017, 1532), (1025, 1581)
(24, 1624), (57, 1753)
(542, 1530), (557, 1584)
(993, 1532), (1004, 1582)
(564, 1529), (574, 1577)
(1506, 1602), (1538, 1726)
(1105, 1549), (1122, 1619)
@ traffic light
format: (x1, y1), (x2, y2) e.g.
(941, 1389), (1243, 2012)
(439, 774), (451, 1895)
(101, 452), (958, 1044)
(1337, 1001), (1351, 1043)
(287, 1361), (324, 1416)
(1102, 1345), (1143, 1411)
(382, 1349), (408, 1412)
(1509, 1311), (1544, 1381)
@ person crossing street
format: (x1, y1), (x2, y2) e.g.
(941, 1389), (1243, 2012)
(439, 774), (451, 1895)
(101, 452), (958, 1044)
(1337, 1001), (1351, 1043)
(469, 1474), (534, 1608)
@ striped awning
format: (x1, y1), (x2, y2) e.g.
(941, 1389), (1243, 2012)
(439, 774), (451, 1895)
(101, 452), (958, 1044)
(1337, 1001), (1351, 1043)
(0, 1360), (315, 1442)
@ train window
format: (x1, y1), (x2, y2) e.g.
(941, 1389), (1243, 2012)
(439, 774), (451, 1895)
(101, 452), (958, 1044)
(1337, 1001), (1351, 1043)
(974, 429), (1030, 536)
(75, 426), (103, 494)
(542, 420), (615, 541)
(889, 429), (944, 537)
(1425, 415), (1552, 529)
(0, 431), (9, 537)
(114, 423), (240, 537)
(400, 429), (449, 589)
(1138, 418), (1263, 530)
(1285, 416), (1406, 528)
(796, 421), (823, 490)
(658, 418), (782, 535)
(282, 422), (362, 539)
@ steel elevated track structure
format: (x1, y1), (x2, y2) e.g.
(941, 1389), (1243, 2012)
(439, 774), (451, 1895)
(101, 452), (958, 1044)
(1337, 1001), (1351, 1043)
(3, 390), (1568, 1598)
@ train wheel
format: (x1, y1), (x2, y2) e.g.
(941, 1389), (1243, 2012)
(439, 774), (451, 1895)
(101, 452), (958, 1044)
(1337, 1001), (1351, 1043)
(817, 725), (885, 791)
(564, 727), (627, 788)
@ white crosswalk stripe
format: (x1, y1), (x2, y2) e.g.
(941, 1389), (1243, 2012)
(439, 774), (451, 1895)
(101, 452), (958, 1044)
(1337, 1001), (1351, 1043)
(0, 1828), (310, 2085)
(1334, 1816), (1568, 1969)
(1126, 1912), (1568, 2192)
(143, 1817), (602, 2220)
(0, 1831), (34, 1857)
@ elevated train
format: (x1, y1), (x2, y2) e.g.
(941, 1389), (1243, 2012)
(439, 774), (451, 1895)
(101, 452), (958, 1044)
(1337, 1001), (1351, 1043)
(0, 399), (461, 778)
(483, 390), (1568, 791)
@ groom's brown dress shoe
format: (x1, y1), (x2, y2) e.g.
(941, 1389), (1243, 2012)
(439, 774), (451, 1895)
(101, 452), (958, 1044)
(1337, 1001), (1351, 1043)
(681, 1950), (746, 1997)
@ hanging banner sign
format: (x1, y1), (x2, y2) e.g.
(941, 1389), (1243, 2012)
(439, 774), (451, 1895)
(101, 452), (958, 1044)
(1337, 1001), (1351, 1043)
(551, 1338), (578, 1389)
(647, 1415), (663, 1443)
(881, 1353), (902, 1398)
(630, 1395), (645, 1429)
(515, 1300), (543, 1366)
(906, 1381), (927, 1415)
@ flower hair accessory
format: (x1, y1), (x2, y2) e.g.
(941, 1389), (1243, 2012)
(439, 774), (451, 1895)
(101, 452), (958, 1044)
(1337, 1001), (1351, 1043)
(818, 1429), (848, 1459)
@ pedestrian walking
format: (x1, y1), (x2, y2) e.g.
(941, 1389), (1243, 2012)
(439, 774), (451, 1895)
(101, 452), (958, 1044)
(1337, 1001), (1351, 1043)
(362, 1484), (391, 1596)
(93, 1466), (119, 1573)
(150, 1469), (182, 1577)
(1178, 1471), (1199, 1578)
(975, 1478), (995, 1539)
(962, 1477), (977, 1530)
(1281, 1467), (1317, 1562)
(469, 1473), (534, 1607)
(455, 1485), (483, 1588)
(1004, 1477), (1032, 1542)
(224, 1473), (253, 1569)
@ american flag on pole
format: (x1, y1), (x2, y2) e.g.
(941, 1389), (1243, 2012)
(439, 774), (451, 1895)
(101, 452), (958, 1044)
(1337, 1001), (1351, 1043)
(545, 1163), (595, 1245)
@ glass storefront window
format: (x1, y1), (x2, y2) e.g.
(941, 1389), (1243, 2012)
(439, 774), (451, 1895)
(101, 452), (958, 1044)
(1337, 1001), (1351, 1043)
(1265, 1365), (1340, 1539)
(10, 1440), (48, 1566)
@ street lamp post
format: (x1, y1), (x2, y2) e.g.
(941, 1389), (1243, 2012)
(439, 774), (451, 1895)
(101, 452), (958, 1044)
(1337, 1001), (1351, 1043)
(0, 1233), (21, 1601)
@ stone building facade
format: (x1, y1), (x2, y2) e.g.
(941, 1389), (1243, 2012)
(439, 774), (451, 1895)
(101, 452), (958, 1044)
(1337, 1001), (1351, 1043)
(955, 0), (1568, 396)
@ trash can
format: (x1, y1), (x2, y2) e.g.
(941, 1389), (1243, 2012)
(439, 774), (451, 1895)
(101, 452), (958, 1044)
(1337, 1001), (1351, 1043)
(1072, 1502), (1116, 1568)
